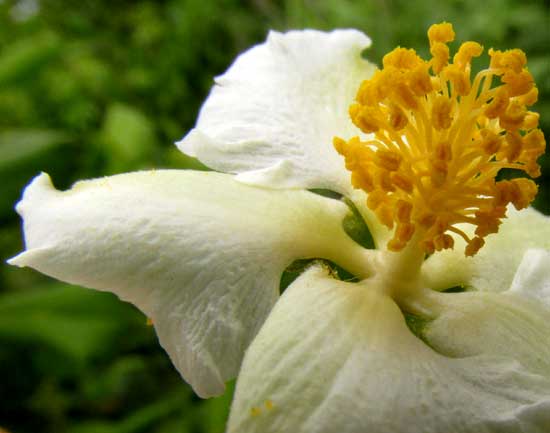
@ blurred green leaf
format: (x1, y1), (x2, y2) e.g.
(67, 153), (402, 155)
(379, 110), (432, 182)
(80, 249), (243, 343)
(0, 283), (147, 364)
(101, 103), (157, 173)
(0, 31), (60, 86)
(0, 129), (72, 169)
(67, 390), (190, 433)
(0, 129), (75, 219)
(199, 380), (235, 433)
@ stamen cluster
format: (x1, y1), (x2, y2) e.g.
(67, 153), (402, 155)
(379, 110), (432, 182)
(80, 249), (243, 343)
(335, 22), (545, 256)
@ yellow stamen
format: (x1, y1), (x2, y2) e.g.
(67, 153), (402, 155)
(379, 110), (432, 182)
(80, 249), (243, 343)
(335, 22), (545, 256)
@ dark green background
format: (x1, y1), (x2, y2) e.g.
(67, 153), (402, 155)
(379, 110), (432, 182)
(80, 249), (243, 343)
(1, 1), (548, 432)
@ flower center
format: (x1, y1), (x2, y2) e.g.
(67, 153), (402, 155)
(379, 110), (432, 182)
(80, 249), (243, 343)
(334, 22), (545, 257)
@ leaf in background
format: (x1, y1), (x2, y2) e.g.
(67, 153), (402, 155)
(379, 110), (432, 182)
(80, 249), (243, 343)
(0, 129), (72, 169)
(0, 31), (60, 87)
(67, 390), (191, 433)
(0, 283), (148, 366)
(198, 380), (235, 433)
(100, 103), (157, 173)
(164, 147), (209, 171)
(0, 129), (75, 219)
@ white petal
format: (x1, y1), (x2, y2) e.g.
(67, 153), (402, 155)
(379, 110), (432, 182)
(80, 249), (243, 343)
(509, 249), (550, 306)
(423, 290), (550, 381)
(177, 29), (375, 194)
(228, 266), (550, 433)
(422, 206), (550, 292)
(8, 170), (370, 397)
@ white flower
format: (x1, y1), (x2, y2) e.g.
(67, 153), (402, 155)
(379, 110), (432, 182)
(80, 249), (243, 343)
(8, 25), (550, 433)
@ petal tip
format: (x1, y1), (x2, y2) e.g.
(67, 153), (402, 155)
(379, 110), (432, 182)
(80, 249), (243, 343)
(15, 172), (57, 216)
(6, 252), (27, 267)
(175, 130), (200, 158)
(6, 248), (47, 269)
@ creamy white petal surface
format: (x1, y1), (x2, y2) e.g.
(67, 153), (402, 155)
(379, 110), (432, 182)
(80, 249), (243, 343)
(8, 170), (369, 397)
(423, 290), (550, 381)
(178, 29), (375, 194)
(421, 207), (550, 292)
(228, 266), (550, 433)
(510, 249), (550, 306)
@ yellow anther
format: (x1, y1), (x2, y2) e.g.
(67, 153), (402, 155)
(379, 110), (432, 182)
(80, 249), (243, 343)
(430, 42), (450, 73)
(350, 104), (382, 133)
(489, 48), (527, 73)
(484, 88), (509, 119)
(453, 41), (483, 68)
(474, 209), (504, 237)
(332, 136), (347, 155)
(351, 171), (375, 192)
(465, 237), (485, 257)
(396, 199), (413, 223)
(265, 400), (274, 410)
(356, 78), (382, 105)
(502, 70), (534, 98)
(478, 129), (501, 155)
(377, 170), (395, 192)
(500, 101), (526, 131)
(428, 22), (455, 44)
(408, 64), (433, 96)
(523, 112), (539, 130)
(383, 47), (423, 69)
(509, 178), (538, 210)
(432, 95), (453, 130)
(434, 233), (454, 251)
(376, 204), (395, 229)
(518, 87), (538, 106)
(335, 22), (543, 256)
(393, 82), (418, 110)
(418, 213), (436, 229)
(503, 131), (523, 162)
(374, 150), (402, 171)
(432, 217), (449, 235)
(250, 407), (262, 417)
(366, 189), (388, 210)
(387, 238), (406, 252)
(388, 104), (408, 130)
(434, 141), (452, 161)
(524, 129), (546, 153)
(388, 223), (416, 251)
(430, 159), (448, 187)
(443, 64), (471, 96)
(391, 172), (414, 193)
(494, 179), (537, 210)
(397, 222), (415, 241)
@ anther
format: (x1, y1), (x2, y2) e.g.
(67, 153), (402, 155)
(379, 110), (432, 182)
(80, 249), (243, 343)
(374, 150), (402, 171)
(432, 95), (453, 130)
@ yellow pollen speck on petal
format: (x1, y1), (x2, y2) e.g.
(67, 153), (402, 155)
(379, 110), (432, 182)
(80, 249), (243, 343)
(250, 407), (262, 417)
(265, 400), (274, 410)
(335, 22), (545, 256)
(146, 317), (154, 326)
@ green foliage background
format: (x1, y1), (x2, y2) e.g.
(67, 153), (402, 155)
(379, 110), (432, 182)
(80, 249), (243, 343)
(0, 1), (548, 432)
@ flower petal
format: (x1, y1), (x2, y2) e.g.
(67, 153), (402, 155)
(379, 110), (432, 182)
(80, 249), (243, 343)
(510, 249), (550, 306)
(228, 265), (550, 433)
(8, 170), (370, 397)
(177, 29), (375, 194)
(422, 206), (550, 292)
(422, 290), (550, 382)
